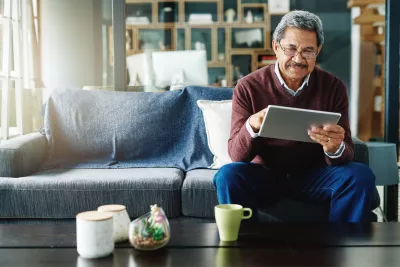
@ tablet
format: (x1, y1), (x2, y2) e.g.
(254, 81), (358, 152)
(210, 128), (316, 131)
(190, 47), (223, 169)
(258, 105), (341, 143)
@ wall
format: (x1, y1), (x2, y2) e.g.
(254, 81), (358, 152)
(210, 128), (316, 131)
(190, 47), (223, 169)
(40, 0), (102, 88)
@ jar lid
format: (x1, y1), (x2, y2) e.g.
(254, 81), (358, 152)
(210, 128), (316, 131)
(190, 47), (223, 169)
(97, 204), (126, 212)
(76, 211), (113, 221)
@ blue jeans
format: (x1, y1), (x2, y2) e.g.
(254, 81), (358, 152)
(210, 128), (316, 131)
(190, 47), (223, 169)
(213, 162), (376, 222)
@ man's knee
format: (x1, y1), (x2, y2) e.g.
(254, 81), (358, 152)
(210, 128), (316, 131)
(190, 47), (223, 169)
(213, 162), (247, 188)
(342, 162), (376, 191)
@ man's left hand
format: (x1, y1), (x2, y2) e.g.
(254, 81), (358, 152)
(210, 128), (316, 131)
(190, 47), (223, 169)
(308, 124), (345, 154)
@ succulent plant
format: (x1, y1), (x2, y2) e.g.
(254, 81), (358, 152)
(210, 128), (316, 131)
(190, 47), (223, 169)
(129, 204), (170, 250)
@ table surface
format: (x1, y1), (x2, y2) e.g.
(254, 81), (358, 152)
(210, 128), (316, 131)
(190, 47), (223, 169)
(1, 222), (400, 267)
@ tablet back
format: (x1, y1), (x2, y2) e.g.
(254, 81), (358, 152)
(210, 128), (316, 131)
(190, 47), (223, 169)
(258, 105), (341, 143)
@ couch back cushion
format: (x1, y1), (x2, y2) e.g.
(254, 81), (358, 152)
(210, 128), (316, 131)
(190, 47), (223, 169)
(42, 86), (233, 170)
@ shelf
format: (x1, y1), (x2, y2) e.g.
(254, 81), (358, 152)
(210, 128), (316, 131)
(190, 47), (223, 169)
(191, 28), (213, 61)
(126, 0), (152, 3)
(217, 28), (226, 61)
(127, 48), (175, 55)
(230, 50), (255, 55)
(138, 28), (173, 50)
(231, 54), (252, 85)
(126, 2), (153, 24)
(158, 2), (179, 23)
(242, 3), (267, 8)
(184, 2), (218, 23)
(255, 51), (275, 67)
(187, 23), (219, 27)
(185, 0), (219, 2)
(122, 0), (283, 86)
(126, 0), (183, 2)
(176, 28), (186, 50)
(223, 0), (238, 23)
(228, 23), (268, 27)
(208, 67), (226, 86)
(241, 3), (267, 24)
(257, 61), (275, 67)
(208, 62), (226, 67)
(231, 27), (265, 49)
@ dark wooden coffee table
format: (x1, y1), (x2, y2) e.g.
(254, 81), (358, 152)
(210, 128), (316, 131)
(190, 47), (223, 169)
(1, 222), (400, 267)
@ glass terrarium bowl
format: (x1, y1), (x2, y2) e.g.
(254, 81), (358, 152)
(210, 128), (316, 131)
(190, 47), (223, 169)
(129, 205), (170, 250)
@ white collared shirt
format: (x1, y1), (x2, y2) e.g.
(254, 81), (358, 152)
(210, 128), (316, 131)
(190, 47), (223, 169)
(245, 63), (345, 158)
(274, 61), (310, 95)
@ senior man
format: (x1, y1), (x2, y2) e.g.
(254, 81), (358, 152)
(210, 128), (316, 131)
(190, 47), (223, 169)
(213, 10), (375, 222)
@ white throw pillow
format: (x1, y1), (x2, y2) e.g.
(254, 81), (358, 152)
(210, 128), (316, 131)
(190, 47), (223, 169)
(197, 100), (233, 169)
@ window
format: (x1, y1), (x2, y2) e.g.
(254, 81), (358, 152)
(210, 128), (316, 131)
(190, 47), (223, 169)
(0, 0), (4, 74)
(0, 0), (40, 140)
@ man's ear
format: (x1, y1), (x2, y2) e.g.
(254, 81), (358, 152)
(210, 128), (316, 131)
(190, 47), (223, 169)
(272, 40), (279, 56)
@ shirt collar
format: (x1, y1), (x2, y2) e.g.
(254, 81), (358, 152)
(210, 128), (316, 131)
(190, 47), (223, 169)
(274, 62), (310, 91)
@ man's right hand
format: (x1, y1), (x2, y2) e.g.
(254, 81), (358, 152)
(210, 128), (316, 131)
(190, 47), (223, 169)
(249, 108), (268, 133)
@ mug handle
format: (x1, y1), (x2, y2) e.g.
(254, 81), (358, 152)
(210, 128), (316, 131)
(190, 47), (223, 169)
(242, 208), (252, 220)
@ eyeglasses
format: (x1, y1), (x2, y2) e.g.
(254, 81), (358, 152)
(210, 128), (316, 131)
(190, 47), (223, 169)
(278, 42), (318, 59)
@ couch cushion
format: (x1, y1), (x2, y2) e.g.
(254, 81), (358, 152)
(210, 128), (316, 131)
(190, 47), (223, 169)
(0, 168), (183, 219)
(182, 169), (219, 218)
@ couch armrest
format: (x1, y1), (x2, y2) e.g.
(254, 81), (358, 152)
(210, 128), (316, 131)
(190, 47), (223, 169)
(0, 132), (48, 177)
(352, 137), (369, 166)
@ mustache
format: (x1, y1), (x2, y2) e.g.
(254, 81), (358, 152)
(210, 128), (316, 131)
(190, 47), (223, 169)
(287, 62), (308, 68)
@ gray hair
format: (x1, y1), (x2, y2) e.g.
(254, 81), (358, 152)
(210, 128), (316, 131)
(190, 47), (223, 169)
(273, 10), (324, 47)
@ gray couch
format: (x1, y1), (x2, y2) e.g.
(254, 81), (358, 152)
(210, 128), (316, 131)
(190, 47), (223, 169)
(0, 86), (379, 222)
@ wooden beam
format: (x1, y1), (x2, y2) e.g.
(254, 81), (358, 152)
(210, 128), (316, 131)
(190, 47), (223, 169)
(362, 34), (385, 42)
(353, 8), (385, 24)
(347, 0), (385, 8)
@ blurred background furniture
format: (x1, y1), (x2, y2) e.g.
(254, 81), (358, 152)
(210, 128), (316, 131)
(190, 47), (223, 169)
(365, 142), (399, 221)
(126, 50), (208, 91)
(113, 0), (277, 87)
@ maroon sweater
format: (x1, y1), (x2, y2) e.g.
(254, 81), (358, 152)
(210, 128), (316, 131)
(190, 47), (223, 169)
(228, 64), (354, 174)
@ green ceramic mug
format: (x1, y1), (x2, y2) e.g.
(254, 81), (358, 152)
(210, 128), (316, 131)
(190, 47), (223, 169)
(214, 204), (252, 241)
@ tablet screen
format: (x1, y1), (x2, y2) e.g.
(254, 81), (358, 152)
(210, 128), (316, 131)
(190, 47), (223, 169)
(258, 105), (341, 142)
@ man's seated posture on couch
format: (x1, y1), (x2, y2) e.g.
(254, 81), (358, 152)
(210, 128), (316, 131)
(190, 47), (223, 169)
(213, 10), (376, 222)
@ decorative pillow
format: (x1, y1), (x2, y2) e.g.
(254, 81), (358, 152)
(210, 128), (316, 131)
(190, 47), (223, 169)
(197, 100), (233, 169)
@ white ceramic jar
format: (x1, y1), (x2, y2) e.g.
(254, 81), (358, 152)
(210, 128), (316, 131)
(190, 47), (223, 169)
(76, 211), (114, 259)
(98, 204), (131, 243)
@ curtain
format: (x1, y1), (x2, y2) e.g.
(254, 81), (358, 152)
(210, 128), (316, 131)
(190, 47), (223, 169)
(0, 0), (41, 140)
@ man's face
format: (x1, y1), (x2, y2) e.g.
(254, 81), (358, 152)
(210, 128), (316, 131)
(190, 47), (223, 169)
(273, 27), (321, 81)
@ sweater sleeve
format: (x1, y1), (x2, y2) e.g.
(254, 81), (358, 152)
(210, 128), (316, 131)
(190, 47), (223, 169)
(325, 80), (354, 165)
(228, 82), (262, 162)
